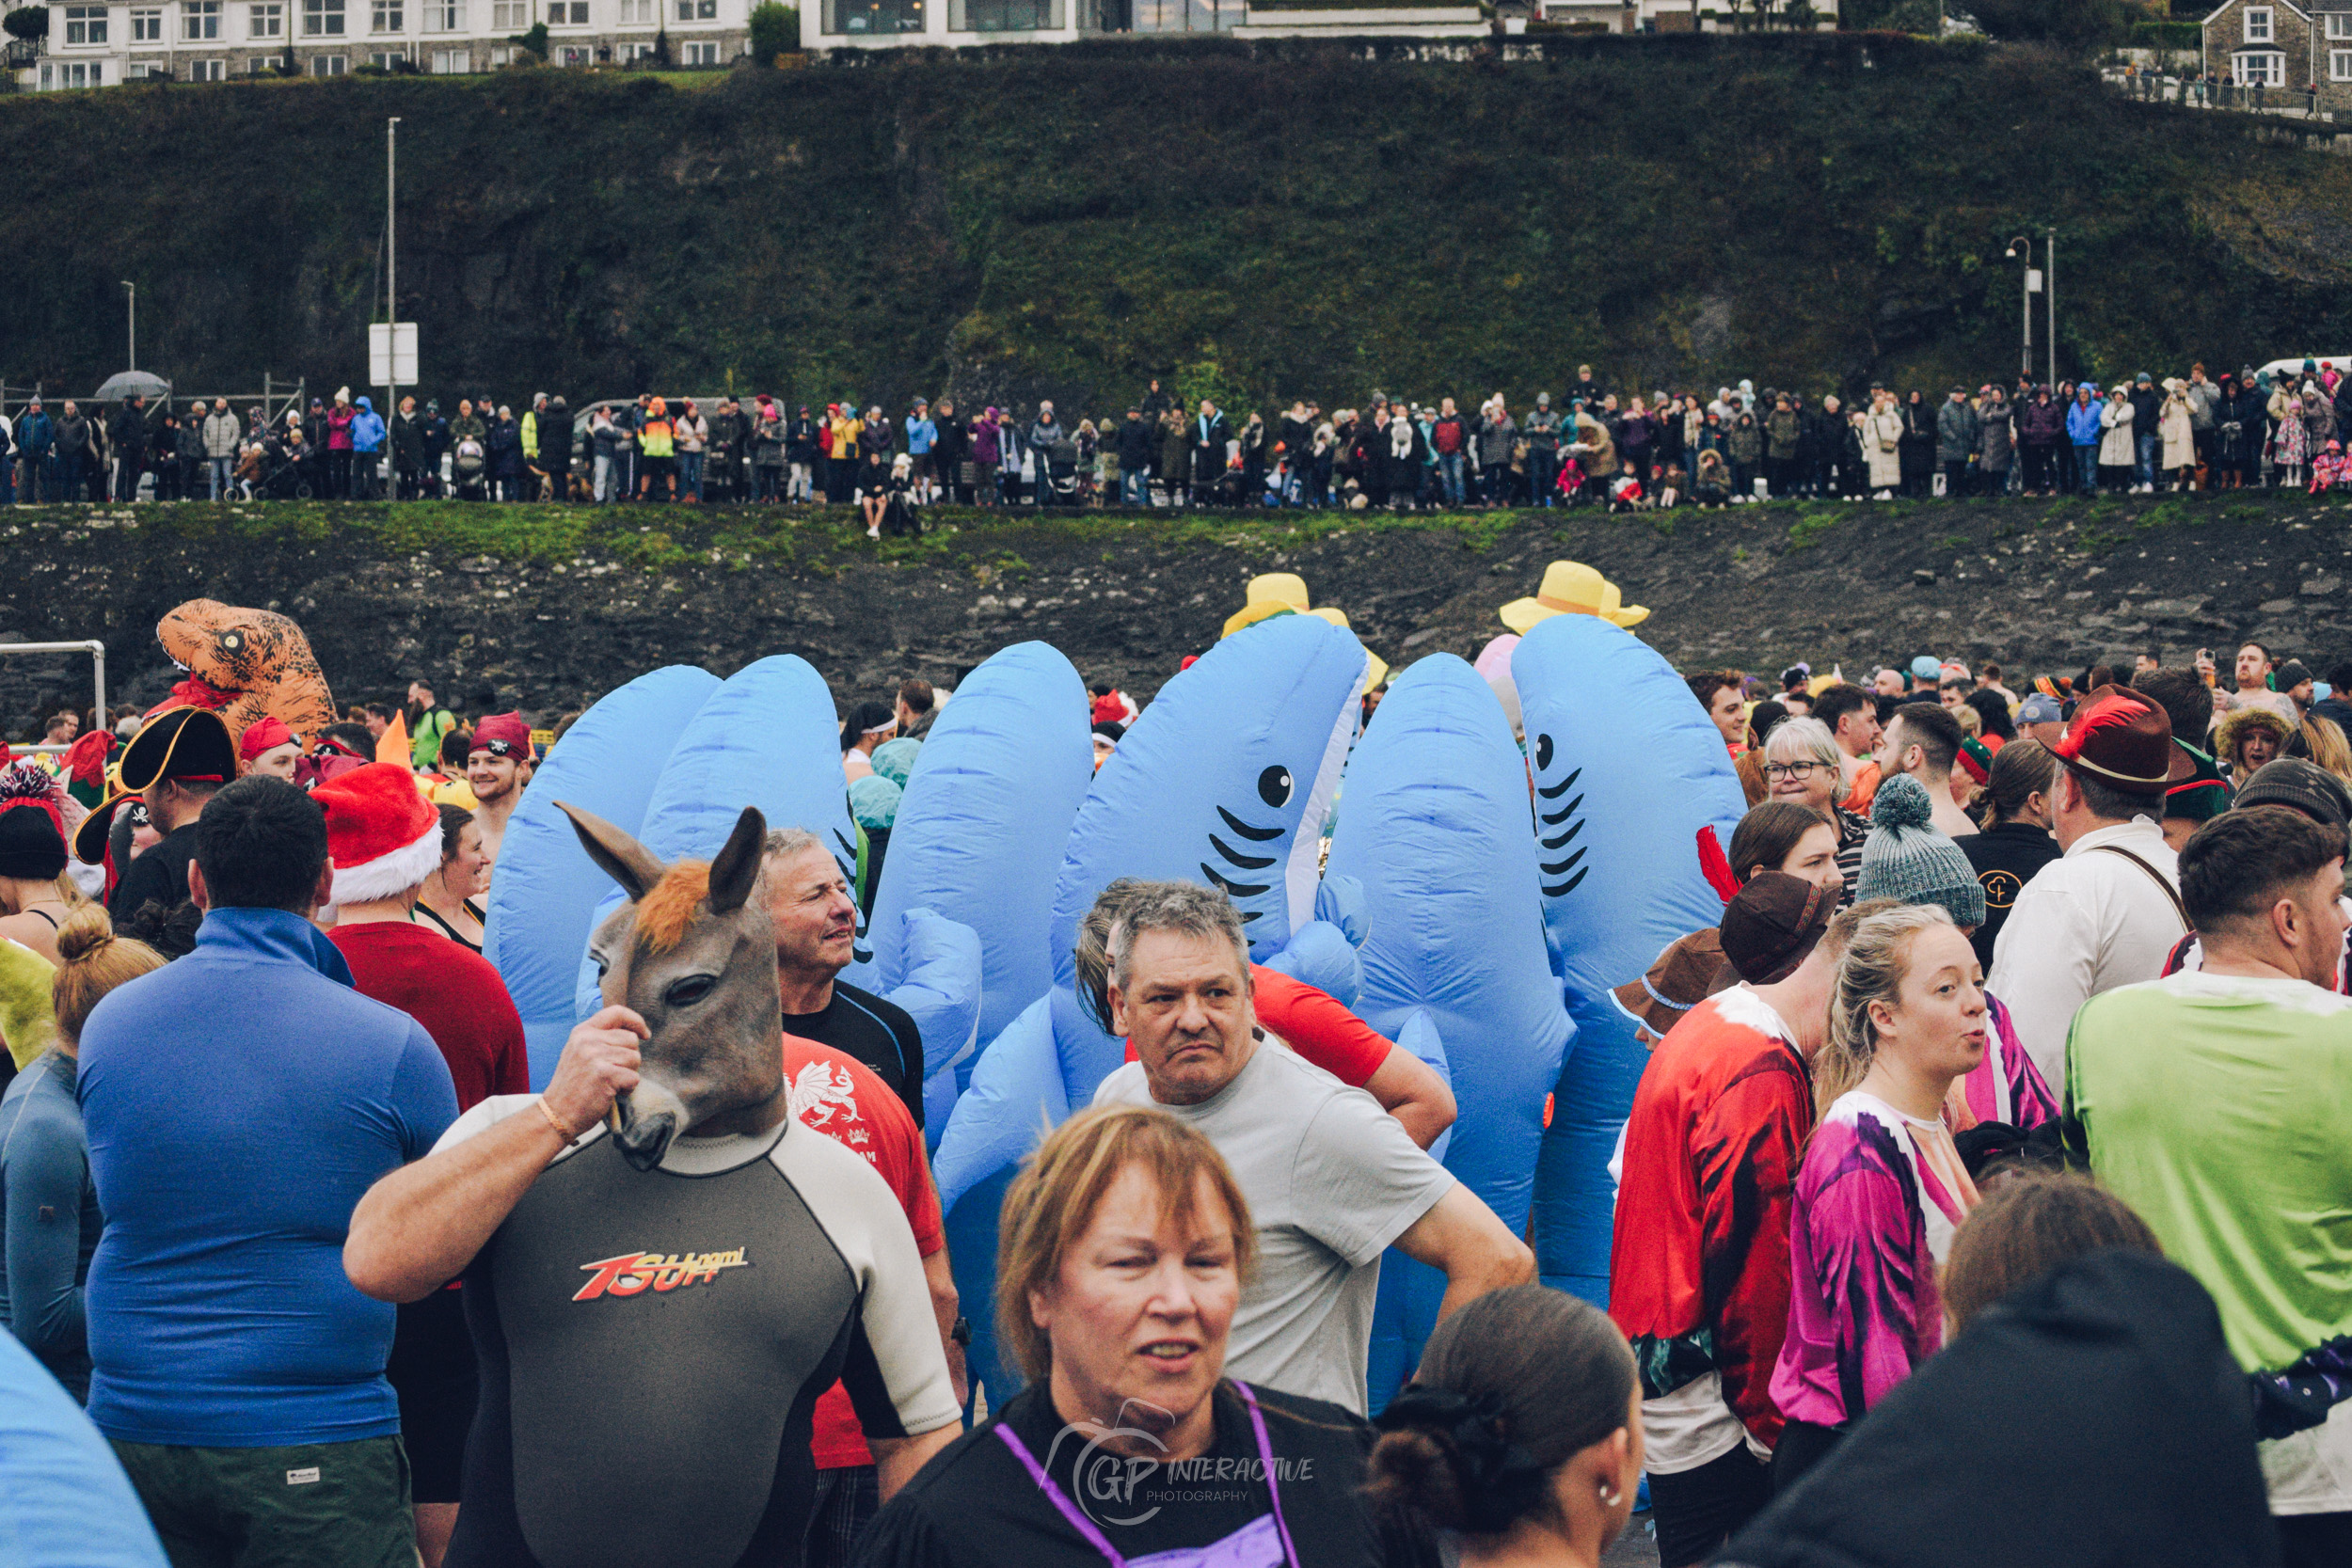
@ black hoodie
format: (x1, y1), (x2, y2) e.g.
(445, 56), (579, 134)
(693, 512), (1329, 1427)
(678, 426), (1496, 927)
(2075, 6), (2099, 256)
(1721, 1250), (2280, 1568)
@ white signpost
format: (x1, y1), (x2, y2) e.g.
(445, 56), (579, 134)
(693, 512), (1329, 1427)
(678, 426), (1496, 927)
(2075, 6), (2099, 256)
(369, 322), (419, 387)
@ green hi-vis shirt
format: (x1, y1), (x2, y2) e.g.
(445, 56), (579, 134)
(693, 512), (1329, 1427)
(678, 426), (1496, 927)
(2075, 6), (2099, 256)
(412, 708), (455, 770)
(2068, 970), (2352, 1376)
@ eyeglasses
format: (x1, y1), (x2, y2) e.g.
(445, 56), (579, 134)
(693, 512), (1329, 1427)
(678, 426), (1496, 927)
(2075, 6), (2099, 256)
(1762, 761), (1829, 781)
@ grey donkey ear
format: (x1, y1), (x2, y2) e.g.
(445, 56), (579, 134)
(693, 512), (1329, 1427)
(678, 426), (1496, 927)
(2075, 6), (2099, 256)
(558, 800), (668, 902)
(707, 806), (768, 915)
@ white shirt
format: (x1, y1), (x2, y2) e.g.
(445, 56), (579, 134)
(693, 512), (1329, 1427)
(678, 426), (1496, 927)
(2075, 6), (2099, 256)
(1091, 1038), (1453, 1415)
(1987, 815), (2185, 1087)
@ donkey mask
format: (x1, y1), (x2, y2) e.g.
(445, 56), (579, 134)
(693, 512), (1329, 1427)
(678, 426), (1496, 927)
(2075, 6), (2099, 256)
(560, 801), (784, 1172)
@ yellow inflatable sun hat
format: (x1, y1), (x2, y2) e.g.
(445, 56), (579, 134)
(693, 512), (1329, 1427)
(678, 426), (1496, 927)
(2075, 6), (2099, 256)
(1499, 560), (1650, 632)
(1247, 573), (1311, 613)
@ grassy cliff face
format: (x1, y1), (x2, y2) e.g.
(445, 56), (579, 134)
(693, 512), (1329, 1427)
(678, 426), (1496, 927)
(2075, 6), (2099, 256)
(6, 37), (2351, 414)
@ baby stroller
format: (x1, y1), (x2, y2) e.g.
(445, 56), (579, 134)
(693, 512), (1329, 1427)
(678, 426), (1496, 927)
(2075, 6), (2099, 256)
(1043, 437), (1081, 508)
(247, 441), (313, 499)
(452, 436), (488, 501)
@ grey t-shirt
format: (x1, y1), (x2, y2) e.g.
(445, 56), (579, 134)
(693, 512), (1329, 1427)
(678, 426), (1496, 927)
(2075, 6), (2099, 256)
(1092, 1039), (1454, 1414)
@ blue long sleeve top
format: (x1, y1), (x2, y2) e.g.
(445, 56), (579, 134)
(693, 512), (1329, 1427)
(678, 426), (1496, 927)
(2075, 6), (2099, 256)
(0, 1051), (101, 1401)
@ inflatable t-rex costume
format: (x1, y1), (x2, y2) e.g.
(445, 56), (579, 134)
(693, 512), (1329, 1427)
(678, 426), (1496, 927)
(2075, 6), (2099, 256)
(148, 598), (336, 746)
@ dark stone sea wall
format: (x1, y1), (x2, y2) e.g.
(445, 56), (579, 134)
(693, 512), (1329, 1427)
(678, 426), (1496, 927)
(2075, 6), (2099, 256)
(2, 492), (2348, 732)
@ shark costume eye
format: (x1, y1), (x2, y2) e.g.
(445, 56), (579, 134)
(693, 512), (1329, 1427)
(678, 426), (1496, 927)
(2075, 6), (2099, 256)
(218, 631), (243, 653)
(1535, 733), (1554, 772)
(1257, 766), (1293, 809)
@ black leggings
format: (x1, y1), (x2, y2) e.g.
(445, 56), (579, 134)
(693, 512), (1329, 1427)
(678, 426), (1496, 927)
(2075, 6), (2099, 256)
(1646, 1444), (1773, 1567)
(1772, 1418), (1848, 1494)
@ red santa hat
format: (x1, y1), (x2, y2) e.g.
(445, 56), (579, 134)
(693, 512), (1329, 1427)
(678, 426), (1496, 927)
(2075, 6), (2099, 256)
(313, 762), (444, 904)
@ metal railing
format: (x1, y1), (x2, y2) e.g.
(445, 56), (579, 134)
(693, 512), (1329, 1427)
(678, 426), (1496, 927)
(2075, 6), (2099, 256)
(2103, 67), (2337, 120)
(1, 641), (109, 736)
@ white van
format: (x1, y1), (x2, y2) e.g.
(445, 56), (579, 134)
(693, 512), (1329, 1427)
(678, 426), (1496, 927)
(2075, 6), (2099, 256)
(2255, 356), (2351, 383)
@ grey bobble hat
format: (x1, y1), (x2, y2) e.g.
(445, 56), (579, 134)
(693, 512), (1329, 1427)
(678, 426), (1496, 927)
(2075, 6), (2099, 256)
(1855, 773), (1987, 927)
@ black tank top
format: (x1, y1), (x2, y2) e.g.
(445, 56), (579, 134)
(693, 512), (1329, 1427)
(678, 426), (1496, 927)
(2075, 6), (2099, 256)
(448, 1122), (879, 1568)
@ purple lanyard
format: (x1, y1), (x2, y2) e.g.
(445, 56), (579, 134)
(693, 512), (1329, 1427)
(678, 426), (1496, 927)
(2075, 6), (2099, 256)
(993, 1381), (1301, 1568)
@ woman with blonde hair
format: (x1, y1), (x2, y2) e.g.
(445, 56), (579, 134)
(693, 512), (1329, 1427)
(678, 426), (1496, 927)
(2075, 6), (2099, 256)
(0, 905), (165, 1399)
(859, 1104), (1393, 1568)
(2296, 713), (2352, 783)
(1768, 902), (1987, 1490)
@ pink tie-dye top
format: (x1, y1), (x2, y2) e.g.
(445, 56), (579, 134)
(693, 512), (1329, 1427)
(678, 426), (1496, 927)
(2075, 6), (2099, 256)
(1771, 1091), (1982, 1430)
(1947, 991), (2059, 1133)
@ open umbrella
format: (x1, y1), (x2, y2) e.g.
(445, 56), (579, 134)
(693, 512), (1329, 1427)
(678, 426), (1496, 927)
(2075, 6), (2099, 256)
(93, 370), (171, 403)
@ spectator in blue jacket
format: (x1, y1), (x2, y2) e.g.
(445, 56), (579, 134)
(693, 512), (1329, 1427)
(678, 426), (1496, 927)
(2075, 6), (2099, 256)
(904, 399), (938, 502)
(16, 399), (54, 503)
(2066, 382), (2105, 494)
(349, 397), (386, 501)
(75, 776), (457, 1566)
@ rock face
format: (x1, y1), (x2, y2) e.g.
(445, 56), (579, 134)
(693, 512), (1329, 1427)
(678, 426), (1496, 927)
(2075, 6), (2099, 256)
(2, 494), (2347, 732)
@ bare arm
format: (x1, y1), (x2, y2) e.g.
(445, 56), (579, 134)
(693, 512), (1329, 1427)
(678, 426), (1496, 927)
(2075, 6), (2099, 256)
(345, 1007), (647, 1304)
(1391, 1182), (1536, 1326)
(1360, 1045), (1457, 1151)
(923, 1243), (967, 1409)
(872, 1424), (960, 1503)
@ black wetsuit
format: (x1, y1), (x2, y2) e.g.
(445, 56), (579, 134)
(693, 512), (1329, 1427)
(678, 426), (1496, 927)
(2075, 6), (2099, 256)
(442, 1106), (958, 1568)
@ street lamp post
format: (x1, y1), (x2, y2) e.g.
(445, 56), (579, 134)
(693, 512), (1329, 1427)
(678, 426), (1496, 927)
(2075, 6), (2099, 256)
(121, 280), (135, 372)
(387, 117), (400, 436)
(2004, 236), (2033, 381)
(2045, 229), (2057, 388)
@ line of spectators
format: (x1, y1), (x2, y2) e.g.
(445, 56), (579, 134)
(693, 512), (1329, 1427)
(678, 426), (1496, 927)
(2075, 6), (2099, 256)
(5, 359), (2346, 511)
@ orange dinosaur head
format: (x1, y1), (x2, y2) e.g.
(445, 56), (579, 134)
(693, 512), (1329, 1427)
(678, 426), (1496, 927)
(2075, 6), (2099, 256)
(152, 599), (337, 751)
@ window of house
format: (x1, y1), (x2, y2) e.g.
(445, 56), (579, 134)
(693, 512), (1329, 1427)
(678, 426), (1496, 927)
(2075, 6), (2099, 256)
(2327, 11), (2351, 37)
(304, 0), (345, 34)
(623, 36), (655, 54)
(2244, 6), (2271, 40)
(247, 52), (275, 68)
(190, 55), (226, 73)
(675, 0), (714, 17)
(311, 49), (345, 69)
(132, 8), (166, 40)
(829, 0), (922, 28)
(62, 6), (107, 43)
(1122, 0), (1226, 30)
(125, 57), (168, 73)
(185, 1), (223, 38)
(430, 43), (469, 66)
(559, 41), (589, 58)
(249, 1), (283, 33)
(368, 44), (403, 61)
(684, 37), (718, 57)
(490, 0), (525, 24)
(373, 0), (402, 27)
(47, 58), (104, 84)
(619, 0), (654, 21)
(550, 1), (589, 21)
(2333, 45), (2352, 75)
(2234, 48), (2284, 83)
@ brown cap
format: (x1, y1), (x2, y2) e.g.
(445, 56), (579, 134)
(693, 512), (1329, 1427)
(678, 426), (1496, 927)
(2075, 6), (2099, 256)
(1720, 871), (1836, 985)
(2051, 685), (2173, 793)
(1611, 927), (1736, 1041)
